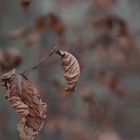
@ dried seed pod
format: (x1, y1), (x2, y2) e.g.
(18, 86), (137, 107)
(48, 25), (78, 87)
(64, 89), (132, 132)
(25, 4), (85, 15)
(1, 70), (47, 140)
(56, 50), (80, 93)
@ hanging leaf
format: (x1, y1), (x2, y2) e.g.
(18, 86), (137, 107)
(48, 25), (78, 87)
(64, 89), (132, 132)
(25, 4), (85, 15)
(56, 50), (80, 93)
(0, 70), (47, 140)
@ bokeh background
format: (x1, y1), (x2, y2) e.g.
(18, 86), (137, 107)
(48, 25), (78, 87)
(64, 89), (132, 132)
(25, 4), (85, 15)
(0, 0), (140, 140)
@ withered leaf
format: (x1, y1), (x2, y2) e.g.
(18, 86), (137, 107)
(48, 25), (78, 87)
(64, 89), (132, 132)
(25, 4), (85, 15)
(56, 50), (80, 93)
(1, 71), (47, 140)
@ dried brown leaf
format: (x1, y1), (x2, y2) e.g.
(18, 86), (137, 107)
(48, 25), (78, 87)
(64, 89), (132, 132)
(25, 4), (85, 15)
(1, 71), (47, 140)
(56, 50), (80, 93)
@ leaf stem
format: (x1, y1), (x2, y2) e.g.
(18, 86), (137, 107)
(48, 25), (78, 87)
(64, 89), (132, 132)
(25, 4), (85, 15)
(20, 45), (58, 75)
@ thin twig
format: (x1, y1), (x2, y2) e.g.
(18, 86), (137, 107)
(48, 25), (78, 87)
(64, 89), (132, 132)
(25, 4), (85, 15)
(20, 45), (58, 75)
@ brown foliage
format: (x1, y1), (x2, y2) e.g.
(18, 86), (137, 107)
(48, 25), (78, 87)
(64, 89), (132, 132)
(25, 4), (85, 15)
(1, 1), (140, 139)
(56, 50), (80, 93)
(1, 71), (47, 140)
(0, 46), (81, 139)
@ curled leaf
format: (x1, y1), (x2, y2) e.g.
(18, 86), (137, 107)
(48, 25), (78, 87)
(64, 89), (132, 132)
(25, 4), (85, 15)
(56, 50), (80, 93)
(1, 71), (47, 140)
